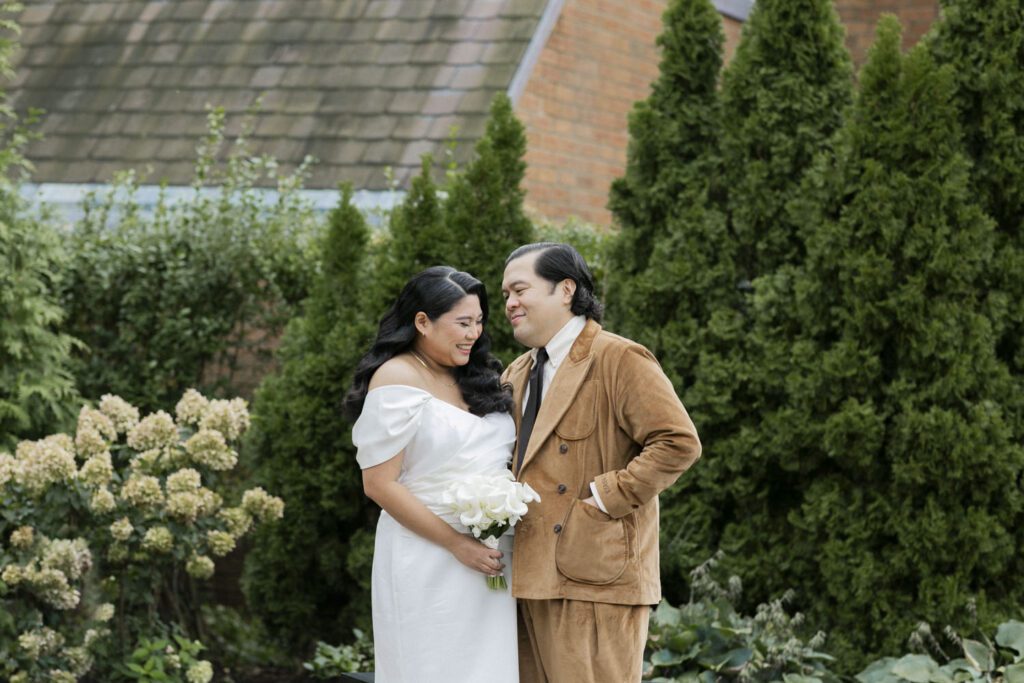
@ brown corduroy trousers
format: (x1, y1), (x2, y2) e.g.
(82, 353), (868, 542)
(517, 598), (650, 683)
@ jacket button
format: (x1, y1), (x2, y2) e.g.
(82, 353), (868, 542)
(553, 524), (562, 533)
(557, 484), (567, 494)
(559, 443), (568, 454)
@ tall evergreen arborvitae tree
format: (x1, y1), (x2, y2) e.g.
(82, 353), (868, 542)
(930, 0), (1024, 410)
(243, 186), (377, 648)
(604, 0), (726, 343)
(635, 0), (854, 604)
(687, 0), (853, 599)
(719, 0), (853, 275)
(603, 0), (735, 589)
(442, 94), (534, 362)
(760, 17), (1024, 668)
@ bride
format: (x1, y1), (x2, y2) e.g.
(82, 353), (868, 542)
(344, 266), (518, 682)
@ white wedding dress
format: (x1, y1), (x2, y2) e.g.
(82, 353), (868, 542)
(352, 385), (519, 683)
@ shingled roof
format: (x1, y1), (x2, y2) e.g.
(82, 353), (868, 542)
(8, 0), (548, 190)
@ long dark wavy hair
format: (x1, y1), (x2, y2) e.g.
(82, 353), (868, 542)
(344, 266), (513, 419)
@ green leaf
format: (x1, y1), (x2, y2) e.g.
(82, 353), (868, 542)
(962, 639), (994, 672)
(709, 647), (753, 672)
(784, 675), (823, 683)
(654, 600), (682, 627)
(650, 648), (685, 667)
(891, 654), (941, 683)
(997, 621), (1024, 661)
(1004, 663), (1024, 683)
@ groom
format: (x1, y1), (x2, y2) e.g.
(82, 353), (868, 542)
(501, 243), (702, 683)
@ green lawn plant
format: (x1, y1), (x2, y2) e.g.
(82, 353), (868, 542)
(0, 390), (284, 681)
(302, 631), (374, 680)
(644, 555), (838, 683)
(856, 615), (1024, 683)
(117, 634), (211, 683)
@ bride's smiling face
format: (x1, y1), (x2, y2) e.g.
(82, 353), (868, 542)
(415, 294), (484, 367)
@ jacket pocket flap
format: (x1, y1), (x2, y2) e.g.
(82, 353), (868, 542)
(555, 499), (628, 585)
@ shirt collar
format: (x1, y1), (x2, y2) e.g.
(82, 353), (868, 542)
(531, 315), (587, 370)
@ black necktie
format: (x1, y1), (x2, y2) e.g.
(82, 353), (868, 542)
(516, 347), (548, 473)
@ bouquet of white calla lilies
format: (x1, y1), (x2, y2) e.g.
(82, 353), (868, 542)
(441, 471), (540, 590)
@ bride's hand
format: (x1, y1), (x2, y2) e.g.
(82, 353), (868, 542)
(450, 535), (504, 577)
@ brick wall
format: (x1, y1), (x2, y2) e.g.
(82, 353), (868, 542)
(836, 0), (940, 65)
(518, 1), (940, 229)
(515, 0), (669, 228)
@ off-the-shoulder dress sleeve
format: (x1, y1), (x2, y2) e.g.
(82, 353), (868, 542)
(352, 385), (433, 469)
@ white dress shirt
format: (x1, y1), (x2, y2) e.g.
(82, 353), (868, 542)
(522, 315), (609, 513)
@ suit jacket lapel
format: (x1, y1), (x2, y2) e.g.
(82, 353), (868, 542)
(519, 320), (600, 475)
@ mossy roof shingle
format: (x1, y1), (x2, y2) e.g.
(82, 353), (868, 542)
(8, 0), (547, 189)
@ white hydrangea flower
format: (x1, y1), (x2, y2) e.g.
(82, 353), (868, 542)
(184, 429), (237, 471)
(120, 473), (165, 508)
(142, 527), (174, 554)
(166, 468), (202, 493)
(126, 411), (178, 452)
(2, 563), (23, 585)
(241, 487), (285, 523)
(206, 530), (236, 557)
(90, 488), (117, 515)
(79, 452), (114, 487)
(64, 645), (94, 677)
(17, 628), (59, 658)
(10, 526), (34, 549)
(199, 398), (250, 441)
(99, 394), (140, 433)
(14, 435), (77, 497)
(110, 517), (133, 542)
(186, 660), (214, 683)
(83, 627), (110, 648)
(218, 507), (252, 538)
(186, 554), (215, 580)
(175, 389), (210, 426)
(40, 538), (92, 581)
(48, 670), (75, 683)
(166, 492), (201, 523)
(75, 406), (117, 458)
(93, 603), (115, 622)
(22, 566), (80, 609)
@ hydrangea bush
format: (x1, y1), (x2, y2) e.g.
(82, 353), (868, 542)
(0, 389), (284, 682)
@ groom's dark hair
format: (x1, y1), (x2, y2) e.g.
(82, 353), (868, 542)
(506, 242), (604, 322)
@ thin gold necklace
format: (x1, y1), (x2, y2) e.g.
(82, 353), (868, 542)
(410, 350), (457, 387)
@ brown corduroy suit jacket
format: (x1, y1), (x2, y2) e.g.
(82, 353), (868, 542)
(502, 319), (701, 605)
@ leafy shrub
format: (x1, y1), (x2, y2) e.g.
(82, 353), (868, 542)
(302, 631), (374, 679)
(0, 390), (284, 681)
(644, 556), (838, 683)
(0, 3), (80, 450)
(199, 604), (289, 676)
(116, 634), (211, 683)
(61, 108), (321, 413)
(857, 613), (1024, 683)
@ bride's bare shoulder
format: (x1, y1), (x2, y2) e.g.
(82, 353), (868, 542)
(368, 355), (429, 392)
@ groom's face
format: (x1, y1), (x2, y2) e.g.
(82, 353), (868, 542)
(502, 251), (574, 349)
